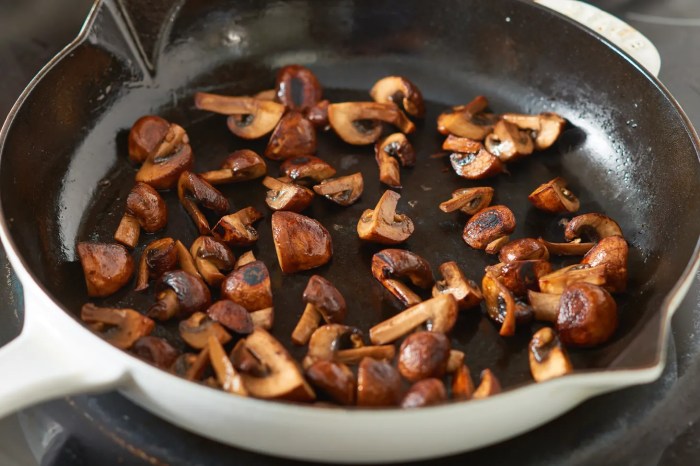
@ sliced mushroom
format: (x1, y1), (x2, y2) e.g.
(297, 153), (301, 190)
(356, 357), (402, 407)
(529, 327), (573, 382)
(148, 270), (211, 321)
(114, 182), (167, 248)
(564, 213), (623, 243)
(135, 123), (194, 190)
(437, 96), (498, 140)
(194, 92), (285, 139)
(303, 324), (394, 369)
(179, 346), (212, 381)
(77, 242), (134, 297)
(398, 331), (451, 382)
(179, 312), (232, 350)
(199, 149), (267, 185)
(528, 177), (580, 213)
(306, 99), (330, 129)
(134, 238), (198, 291)
(481, 272), (518, 336)
(328, 102), (415, 145)
(369, 294), (458, 345)
(207, 335), (248, 395)
(441, 134), (482, 153)
(371, 249), (434, 307)
(449, 145), (504, 179)
(502, 112), (566, 150)
(132, 336), (179, 369)
(305, 360), (356, 406)
(280, 155), (336, 183)
(538, 263), (607, 294)
(234, 250), (256, 269)
(128, 115), (170, 164)
(313, 172), (364, 206)
(432, 261), (483, 310)
(178, 171), (229, 235)
(499, 238), (550, 262)
(265, 111), (317, 160)
(375, 143), (401, 188)
(463, 205), (516, 250)
(220, 260), (273, 312)
(262, 176), (314, 212)
(539, 238), (594, 256)
(81, 303), (154, 349)
(581, 235), (628, 293)
(370, 76), (425, 118)
(213, 206), (263, 247)
(527, 290), (562, 321)
(275, 64), (322, 111)
(292, 275), (347, 345)
(271, 211), (333, 273)
(472, 369), (502, 399)
(484, 235), (511, 255)
(250, 307), (274, 330)
(189, 236), (235, 287)
(451, 364), (475, 401)
(401, 378), (447, 408)
(357, 190), (414, 244)
(484, 119), (535, 162)
(207, 300), (254, 335)
(485, 260), (552, 297)
(439, 187), (494, 215)
(376, 132), (416, 167)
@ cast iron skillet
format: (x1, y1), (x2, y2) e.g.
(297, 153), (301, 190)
(0, 0), (699, 462)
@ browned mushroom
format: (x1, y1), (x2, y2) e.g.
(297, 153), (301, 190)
(234, 250), (256, 269)
(371, 249), (434, 307)
(199, 150), (267, 185)
(499, 238), (550, 262)
(292, 275), (347, 345)
(370, 76), (425, 118)
(189, 236), (235, 287)
(463, 205), (516, 250)
(134, 238), (199, 291)
(114, 182), (167, 248)
(398, 331), (451, 382)
(581, 235), (628, 293)
(207, 300), (254, 335)
(148, 270), (211, 321)
(77, 242), (134, 297)
(538, 263), (607, 294)
(271, 211), (333, 273)
(375, 143), (400, 188)
(449, 144), (505, 179)
(313, 172), (364, 206)
(439, 187), (494, 215)
(265, 110), (316, 160)
(539, 238), (595, 256)
(484, 119), (535, 162)
(306, 99), (330, 128)
(207, 335), (248, 395)
(280, 155), (336, 183)
(529, 177), (580, 214)
(446, 349), (466, 373)
(437, 96), (499, 140)
(358, 190), (414, 244)
(401, 378), (447, 408)
(432, 261), (483, 310)
(452, 364), (475, 401)
(305, 360), (356, 406)
(529, 327), (573, 382)
(502, 112), (566, 150)
(472, 369), (502, 399)
(303, 324), (395, 369)
(179, 312), (232, 349)
(132, 336), (179, 369)
(356, 357), (402, 407)
(442, 134), (481, 153)
(81, 303), (154, 349)
(275, 64), (322, 111)
(481, 272), (519, 336)
(178, 171), (229, 235)
(128, 115), (170, 164)
(220, 260), (273, 312)
(564, 213), (623, 243)
(262, 176), (314, 212)
(213, 206), (264, 247)
(250, 308), (274, 330)
(484, 235), (511, 255)
(328, 102), (415, 145)
(485, 260), (552, 297)
(376, 132), (416, 167)
(135, 122), (194, 190)
(194, 92), (286, 139)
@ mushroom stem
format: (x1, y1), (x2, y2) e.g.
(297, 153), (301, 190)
(114, 214), (141, 248)
(250, 307), (274, 330)
(446, 350), (465, 373)
(176, 240), (201, 278)
(208, 336), (248, 395)
(382, 278), (423, 307)
(185, 346), (211, 381)
(335, 345), (396, 365)
(528, 290), (561, 322)
(291, 303), (322, 345)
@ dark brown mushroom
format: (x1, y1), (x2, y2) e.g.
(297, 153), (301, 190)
(275, 64), (322, 110)
(178, 171), (229, 235)
(265, 111), (317, 160)
(303, 324), (395, 369)
(77, 242), (134, 297)
(370, 76), (425, 118)
(220, 260), (273, 312)
(564, 213), (623, 243)
(432, 261), (483, 310)
(398, 331), (451, 382)
(279, 155), (336, 183)
(481, 272), (519, 336)
(529, 327), (573, 382)
(128, 115), (170, 164)
(271, 211), (333, 273)
(375, 142), (401, 188)
(356, 357), (402, 407)
(401, 378), (447, 408)
(437, 96), (499, 140)
(452, 364), (475, 401)
(499, 238), (550, 262)
(132, 336), (179, 369)
(189, 236), (235, 287)
(581, 235), (628, 293)
(472, 369), (502, 399)
(81, 303), (154, 350)
(439, 186), (494, 215)
(529, 177), (580, 214)
(135, 123), (194, 190)
(371, 249), (434, 307)
(208, 335), (248, 395)
(449, 144), (505, 180)
(538, 263), (607, 294)
(485, 260), (552, 297)
(328, 102), (415, 145)
(484, 119), (535, 162)
(262, 176), (314, 212)
(207, 300), (254, 335)
(305, 360), (356, 406)
(313, 172), (364, 206)
(357, 190), (414, 244)
(199, 149), (267, 185)
(539, 238), (595, 256)
(502, 112), (566, 150)
(114, 182), (167, 248)
(463, 205), (516, 250)
(179, 312), (232, 350)
(376, 132), (416, 167)
(292, 275), (347, 345)
(194, 92), (285, 139)
(306, 99), (330, 129)
(134, 238), (199, 291)
(213, 206), (264, 247)
(148, 270), (211, 321)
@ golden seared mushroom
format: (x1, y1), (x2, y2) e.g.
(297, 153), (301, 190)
(472, 369), (502, 399)
(356, 357), (402, 407)
(179, 312), (232, 350)
(484, 119), (535, 162)
(485, 260), (552, 297)
(275, 64), (323, 110)
(221, 260), (273, 313)
(81, 303), (154, 349)
(190, 236), (235, 287)
(328, 102), (415, 145)
(398, 331), (451, 382)
(439, 187), (494, 215)
(77, 242), (134, 297)
(305, 360), (356, 406)
(280, 155), (336, 183)
(564, 213), (623, 243)
(463, 205), (516, 251)
(199, 149), (267, 185)
(370, 76), (425, 118)
(538, 263), (607, 294)
(306, 99), (330, 129)
(207, 300), (254, 335)
(135, 122), (194, 190)
(303, 324), (395, 369)
(265, 111), (317, 160)
(271, 211), (333, 273)
(528, 177), (580, 214)
(502, 112), (566, 150)
(372, 249), (434, 307)
(134, 238), (199, 291)
(499, 238), (550, 262)
(449, 144), (504, 180)
(128, 115), (170, 164)
(539, 238), (594, 256)
(482, 272), (521, 336)
(437, 96), (499, 140)
(581, 235), (628, 293)
(358, 190), (414, 244)
(178, 171), (229, 235)
(452, 364), (475, 401)
(401, 378), (447, 408)
(208, 336), (248, 396)
(370, 294), (458, 345)
(148, 270), (211, 321)
(114, 182), (167, 248)
(292, 275), (347, 345)
(313, 172), (364, 206)
(432, 261), (483, 310)
(262, 176), (314, 212)
(213, 206), (264, 247)
(194, 92), (286, 139)
(132, 336), (179, 369)
(529, 327), (573, 382)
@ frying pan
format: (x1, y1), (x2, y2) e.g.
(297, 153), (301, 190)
(0, 0), (698, 463)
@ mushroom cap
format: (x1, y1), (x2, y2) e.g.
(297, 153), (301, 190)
(398, 331), (451, 382)
(372, 248), (434, 289)
(128, 115), (170, 164)
(528, 177), (580, 214)
(213, 207), (263, 247)
(200, 149), (267, 185)
(220, 260), (273, 312)
(328, 102), (415, 145)
(81, 303), (154, 350)
(265, 111), (317, 160)
(449, 146), (504, 180)
(280, 155), (336, 182)
(481, 272), (517, 336)
(305, 99), (330, 128)
(485, 260), (552, 297)
(126, 182), (167, 232)
(472, 369), (502, 399)
(77, 242), (134, 297)
(463, 205), (516, 250)
(155, 270), (211, 318)
(207, 300), (254, 334)
(190, 236), (235, 287)
(356, 357), (403, 407)
(498, 238), (550, 262)
(529, 327), (573, 382)
(376, 132), (416, 168)
(564, 213), (623, 243)
(432, 261), (483, 310)
(439, 186), (494, 215)
(370, 76), (425, 118)
(581, 235), (628, 293)
(178, 171), (230, 235)
(305, 360), (356, 406)
(502, 112), (566, 150)
(484, 119), (534, 162)
(135, 140), (194, 190)
(271, 211), (333, 273)
(136, 237), (178, 290)
(558, 282), (618, 347)
(179, 312), (232, 350)
(132, 336), (179, 369)
(437, 96), (498, 140)
(263, 176), (315, 212)
(401, 378), (447, 408)
(357, 190), (414, 245)
(275, 64), (323, 110)
(303, 275), (347, 323)
(312, 172), (364, 206)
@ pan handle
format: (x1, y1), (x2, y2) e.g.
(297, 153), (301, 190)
(0, 289), (124, 419)
(535, 0), (661, 77)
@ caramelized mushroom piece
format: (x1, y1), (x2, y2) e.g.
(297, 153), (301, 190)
(148, 270), (211, 321)
(370, 76), (425, 118)
(199, 150), (267, 185)
(189, 236), (235, 287)
(114, 182), (167, 248)
(539, 238), (594, 256)
(484, 119), (535, 162)
(265, 111), (317, 160)
(179, 312), (232, 350)
(538, 263), (606, 294)
(328, 102), (415, 145)
(135, 238), (199, 291)
(481, 272), (518, 336)
(234, 250), (256, 269)
(529, 327), (573, 382)
(194, 92), (285, 139)
(306, 360), (356, 406)
(463, 205), (516, 250)
(528, 177), (580, 213)
(207, 335), (248, 395)
(77, 242), (134, 297)
(292, 275), (347, 345)
(303, 324), (395, 369)
(472, 369), (502, 399)
(432, 261), (483, 310)
(132, 336), (179, 369)
(375, 142), (400, 188)
(306, 99), (330, 129)
(452, 364), (475, 401)
(564, 213), (623, 243)
(401, 378), (447, 408)
(502, 112), (566, 150)
(485, 260), (552, 296)
(135, 123), (194, 190)
(446, 349), (466, 373)
(280, 155), (336, 183)
(262, 176), (314, 212)
(220, 260), (273, 312)
(499, 238), (550, 262)
(439, 187), (494, 215)
(313, 172), (364, 206)
(398, 331), (451, 382)
(437, 96), (498, 140)
(371, 249), (434, 307)
(358, 190), (414, 244)
(81, 303), (154, 349)
(275, 64), (322, 110)
(271, 211), (333, 273)
(581, 235), (628, 293)
(376, 132), (416, 167)
(449, 144), (504, 180)
(128, 115), (170, 164)
(356, 357), (402, 407)
(207, 300), (254, 335)
(442, 134), (481, 153)
(178, 171), (229, 235)
(213, 207), (263, 247)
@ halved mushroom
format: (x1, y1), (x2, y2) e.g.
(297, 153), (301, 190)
(371, 249), (434, 307)
(538, 263), (607, 294)
(449, 145), (504, 180)
(581, 235), (628, 293)
(375, 142), (401, 188)
(306, 99), (330, 129)
(132, 336), (179, 369)
(179, 312), (232, 350)
(199, 149), (267, 185)
(432, 261), (483, 310)
(463, 205), (516, 250)
(328, 102), (416, 145)
(439, 187), (494, 215)
(265, 111), (317, 160)
(207, 300), (254, 335)
(529, 327), (573, 382)
(564, 213), (623, 243)
(280, 155), (336, 183)
(114, 182), (167, 248)
(128, 115), (170, 164)
(292, 275), (347, 345)
(357, 190), (414, 244)
(189, 236), (235, 287)
(369, 294), (458, 345)
(148, 270), (211, 321)
(481, 272), (518, 336)
(77, 242), (134, 297)
(376, 132), (416, 167)
(529, 177), (580, 214)
(472, 369), (502, 399)
(275, 64), (322, 111)
(135, 238), (199, 291)
(356, 357), (402, 407)
(437, 96), (499, 140)
(213, 206), (264, 247)
(401, 378), (447, 408)
(207, 336), (248, 396)
(135, 123), (194, 190)
(313, 172), (364, 206)
(398, 331), (451, 382)
(502, 112), (566, 150)
(81, 303), (154, 349)
(178, 171), (229, 235)
(441, 134), (482, 153)
(499, 238), (550, 262)
(262, 176), (314, 212)
(220, 260), (273, 312)
(305, 360), (356, 406)
(485, 260), (552, 297)
(539, 238), (594, 256)
(194, 92), (285, 139)
(370, 76), (425, 118)
(303, 324), (395, 369)
(484, 119), (535, 162)
(271, 211), (333, 273)
(451, 364), (475, 401)
(234, 251), (256, 269)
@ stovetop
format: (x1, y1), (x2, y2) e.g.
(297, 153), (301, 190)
(1, 1), (700, 465)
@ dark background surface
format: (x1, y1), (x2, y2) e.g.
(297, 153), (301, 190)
(0, 0), (699, 465)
